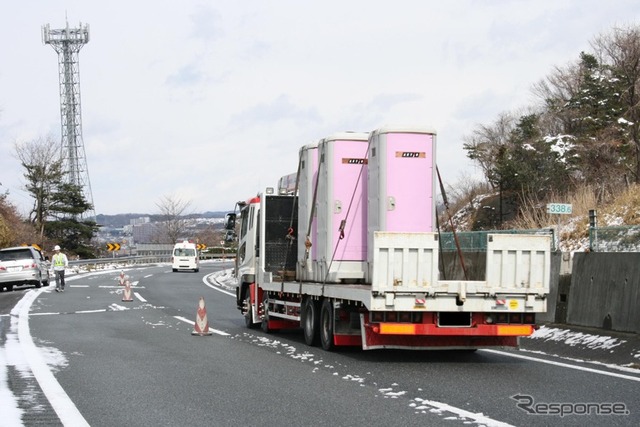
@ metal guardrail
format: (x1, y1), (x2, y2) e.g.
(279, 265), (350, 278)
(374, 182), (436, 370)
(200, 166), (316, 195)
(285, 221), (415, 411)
(68, 254), (234, 270)
(68, 256), (169, 269)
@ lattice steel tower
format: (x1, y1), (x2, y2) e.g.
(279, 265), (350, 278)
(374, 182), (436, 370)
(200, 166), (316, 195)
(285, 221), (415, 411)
(42, 21), (95, 220)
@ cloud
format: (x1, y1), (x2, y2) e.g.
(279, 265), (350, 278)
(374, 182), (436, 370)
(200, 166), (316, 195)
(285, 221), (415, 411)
(230, 94), (321, 127)
(166, 63), (204, 87)
(1, 1), (639, 215)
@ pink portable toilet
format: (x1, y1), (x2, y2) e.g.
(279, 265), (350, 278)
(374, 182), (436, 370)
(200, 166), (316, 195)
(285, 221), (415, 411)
(314, 132), (370, 283)
(367, 125), (437, 261)
(297, 141), (319, 281)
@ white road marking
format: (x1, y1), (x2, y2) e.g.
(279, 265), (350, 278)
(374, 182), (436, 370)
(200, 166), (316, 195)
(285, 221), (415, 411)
(482, 349), (640, 382)
(135, 292), (147, 302)
(15, 289), (90, 426)
(174, 316), (230, 336)
(412, 398), (515, 426)
(29, 309), (108, 316)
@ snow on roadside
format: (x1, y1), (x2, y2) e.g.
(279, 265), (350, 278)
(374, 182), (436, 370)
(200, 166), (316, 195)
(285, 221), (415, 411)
(0, 329), (22, 425)
(530, 325), (625, 350)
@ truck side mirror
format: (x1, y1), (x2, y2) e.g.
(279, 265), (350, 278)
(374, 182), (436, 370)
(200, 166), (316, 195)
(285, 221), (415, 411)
(224, 213), (236, 230)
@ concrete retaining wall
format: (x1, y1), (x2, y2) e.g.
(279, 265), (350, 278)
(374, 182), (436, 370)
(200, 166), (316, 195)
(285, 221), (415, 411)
(567, 252), (640, 334)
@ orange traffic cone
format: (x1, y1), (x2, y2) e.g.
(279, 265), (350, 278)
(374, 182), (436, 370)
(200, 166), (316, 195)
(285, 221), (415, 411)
(122, 280), (134, 302)
(119, 271), (125, 286)
(192, 297), (213, 336)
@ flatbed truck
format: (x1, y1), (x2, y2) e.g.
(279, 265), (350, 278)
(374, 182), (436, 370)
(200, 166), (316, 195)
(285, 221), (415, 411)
(227, 126), (551, 350)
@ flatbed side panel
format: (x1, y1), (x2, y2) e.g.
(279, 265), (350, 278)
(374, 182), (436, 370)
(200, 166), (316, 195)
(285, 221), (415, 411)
(485, 234), (551, 294)
(371, 231), (439, 293)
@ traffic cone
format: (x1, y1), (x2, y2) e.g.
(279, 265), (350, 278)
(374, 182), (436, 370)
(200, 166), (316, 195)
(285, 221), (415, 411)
(119, 271), (125, 286)
(192, 297), (213, 336)
(122, 280), (134, 302)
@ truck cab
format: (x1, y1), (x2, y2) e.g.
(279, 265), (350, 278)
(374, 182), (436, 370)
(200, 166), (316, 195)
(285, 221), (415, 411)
(227, 189), (298, 316)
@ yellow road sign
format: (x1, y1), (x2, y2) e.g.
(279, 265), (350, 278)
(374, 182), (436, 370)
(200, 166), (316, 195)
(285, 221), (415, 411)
(107, 243), (121, 251)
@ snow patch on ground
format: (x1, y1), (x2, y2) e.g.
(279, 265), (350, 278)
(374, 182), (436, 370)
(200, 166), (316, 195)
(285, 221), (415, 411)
(531, 325), (625, 350)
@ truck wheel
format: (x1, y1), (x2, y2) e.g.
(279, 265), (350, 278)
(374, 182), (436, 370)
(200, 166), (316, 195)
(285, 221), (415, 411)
(244, 294), (256, 329)
(320, 299), (334, 351)
(302, 298), (320, 346)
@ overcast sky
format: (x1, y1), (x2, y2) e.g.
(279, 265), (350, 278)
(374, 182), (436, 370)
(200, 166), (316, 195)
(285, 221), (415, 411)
(1, 1), (639, 216)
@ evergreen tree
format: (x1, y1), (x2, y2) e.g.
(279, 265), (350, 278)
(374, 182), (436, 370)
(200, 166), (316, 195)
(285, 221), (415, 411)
(566, 52), (624, 136)
(489, 114), (572, 202)
(45, 182), (98, 258)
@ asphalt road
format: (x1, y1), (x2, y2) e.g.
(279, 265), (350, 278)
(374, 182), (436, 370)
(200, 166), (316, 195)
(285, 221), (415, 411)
(1, 261), (639, 426)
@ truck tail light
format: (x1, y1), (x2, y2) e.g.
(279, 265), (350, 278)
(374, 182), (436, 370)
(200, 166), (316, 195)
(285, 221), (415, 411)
(496, 313), (509, 323)
(371, 312), (384, 322)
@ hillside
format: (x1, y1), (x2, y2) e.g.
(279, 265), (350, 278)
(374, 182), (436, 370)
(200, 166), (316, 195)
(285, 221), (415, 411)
(445, 184), (640, 253)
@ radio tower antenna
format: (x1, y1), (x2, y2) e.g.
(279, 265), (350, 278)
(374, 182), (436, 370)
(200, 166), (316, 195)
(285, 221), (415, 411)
(42, 19), (95, 220)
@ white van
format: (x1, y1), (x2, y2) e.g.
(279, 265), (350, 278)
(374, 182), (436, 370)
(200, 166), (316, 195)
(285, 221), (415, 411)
(171, 240), (199, 272)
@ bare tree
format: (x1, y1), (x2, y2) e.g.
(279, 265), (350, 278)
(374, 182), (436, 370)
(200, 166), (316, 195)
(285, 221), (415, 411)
(462, 112), (516, 187)
(591, 25), (640, 183)
(155, 195), (192, 244)
(532, 61), (583, 135)
(14, 135), (65, 243)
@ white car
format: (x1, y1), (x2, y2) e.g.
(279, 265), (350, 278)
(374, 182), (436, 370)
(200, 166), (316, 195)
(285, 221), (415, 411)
(0, 246), (51, 291)
(171, 240), (200, 272)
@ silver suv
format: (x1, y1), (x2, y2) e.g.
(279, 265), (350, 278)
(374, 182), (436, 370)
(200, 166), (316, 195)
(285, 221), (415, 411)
(0, 246), (51, 292)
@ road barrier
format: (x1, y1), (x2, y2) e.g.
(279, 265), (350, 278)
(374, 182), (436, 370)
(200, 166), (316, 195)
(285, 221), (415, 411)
(68, 255), (234, 271)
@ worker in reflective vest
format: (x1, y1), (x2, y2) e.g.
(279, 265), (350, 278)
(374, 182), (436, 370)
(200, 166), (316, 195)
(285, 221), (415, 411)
(52, 245), (69, 292)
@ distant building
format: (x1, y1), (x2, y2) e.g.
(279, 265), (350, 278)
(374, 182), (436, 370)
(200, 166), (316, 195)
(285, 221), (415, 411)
(132, 222), (158, 244)
(130, 217), (150, 226)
